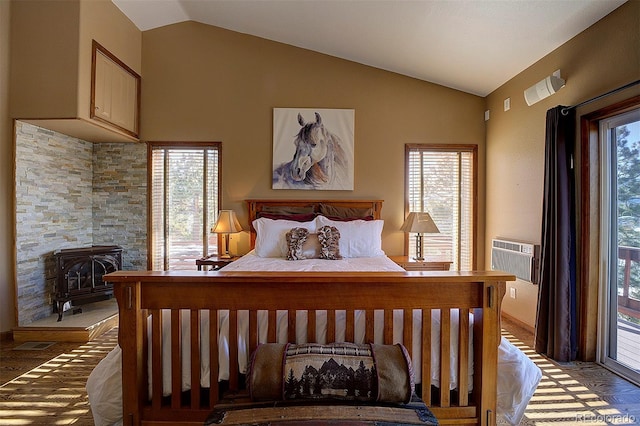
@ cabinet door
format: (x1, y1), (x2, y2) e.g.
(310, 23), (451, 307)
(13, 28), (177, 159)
(91, 41), (140, 137)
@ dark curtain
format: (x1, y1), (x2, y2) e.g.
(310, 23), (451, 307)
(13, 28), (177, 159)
(535, 106), (577, 362)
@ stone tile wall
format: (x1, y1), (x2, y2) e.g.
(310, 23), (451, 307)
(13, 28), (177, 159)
(15, 121), (147, 325)
(93, 143), (147, 270)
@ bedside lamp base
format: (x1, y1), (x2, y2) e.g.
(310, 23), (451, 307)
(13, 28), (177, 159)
(413, 234), (424, 261)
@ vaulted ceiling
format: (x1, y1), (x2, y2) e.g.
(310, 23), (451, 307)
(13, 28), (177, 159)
(112, 0), (626, 96)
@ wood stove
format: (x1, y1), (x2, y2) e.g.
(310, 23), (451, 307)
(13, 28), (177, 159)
(53, 245), (122, 321)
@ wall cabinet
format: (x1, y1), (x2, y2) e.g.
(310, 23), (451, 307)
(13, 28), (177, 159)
(91, 41), (140, 137)
(9, 0), (142, 143)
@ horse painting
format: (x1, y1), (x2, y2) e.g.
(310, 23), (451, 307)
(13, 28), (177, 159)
(273, 111), (352, 190)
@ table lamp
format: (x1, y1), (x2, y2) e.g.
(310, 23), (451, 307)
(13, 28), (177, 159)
(400, 212), (440, 261)
(212, 210), (243, 258)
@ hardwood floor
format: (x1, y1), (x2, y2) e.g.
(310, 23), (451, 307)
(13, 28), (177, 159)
(1, 322), (639, 425)
(501, 317), (640, 425)
(0, 327), (118, 425)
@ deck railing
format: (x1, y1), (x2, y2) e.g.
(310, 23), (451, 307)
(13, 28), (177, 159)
(618, 246), (640, 321)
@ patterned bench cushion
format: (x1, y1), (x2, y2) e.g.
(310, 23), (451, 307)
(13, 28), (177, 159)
(248, 342), (414, 404)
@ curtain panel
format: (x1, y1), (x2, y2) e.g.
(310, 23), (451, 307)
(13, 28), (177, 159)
(535, 106), (578, 362)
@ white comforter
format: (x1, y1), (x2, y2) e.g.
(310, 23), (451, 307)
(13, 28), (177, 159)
(222, 251), (405, 272)
(87, 253), (541, 426)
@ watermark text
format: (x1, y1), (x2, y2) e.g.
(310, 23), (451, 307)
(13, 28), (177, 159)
(576, 413), (637, 424)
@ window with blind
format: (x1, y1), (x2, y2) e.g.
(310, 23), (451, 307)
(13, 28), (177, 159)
(405, 144), (477, 271)
(149, 143), (221, 271)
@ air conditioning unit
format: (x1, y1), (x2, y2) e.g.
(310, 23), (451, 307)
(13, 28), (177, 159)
(491, 238), (540, 284)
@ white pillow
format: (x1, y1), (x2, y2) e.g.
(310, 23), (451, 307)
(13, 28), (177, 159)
(302, 233), (322, 259)
(253, 217), (317, 258)
(316, 216), (384, 258)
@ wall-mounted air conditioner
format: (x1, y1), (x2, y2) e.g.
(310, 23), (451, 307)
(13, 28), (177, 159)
(491, 238), (540, 284)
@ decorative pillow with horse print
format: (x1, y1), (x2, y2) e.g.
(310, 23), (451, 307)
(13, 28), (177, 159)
(317, 225), (342, 260)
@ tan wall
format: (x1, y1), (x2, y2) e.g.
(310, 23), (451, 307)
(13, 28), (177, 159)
(0, 0), (15, 334)
(485, 1), (640, 328)
(141, 22), (487, 258)
(9, 0), (79, 119)
(78, 0), (142, 121)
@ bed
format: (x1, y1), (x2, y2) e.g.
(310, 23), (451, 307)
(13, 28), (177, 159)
(89, 199), (538, 426)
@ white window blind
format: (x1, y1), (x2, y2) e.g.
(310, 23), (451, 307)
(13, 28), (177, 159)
(150, 144), (220, 270)
(406, 145), (476, 270)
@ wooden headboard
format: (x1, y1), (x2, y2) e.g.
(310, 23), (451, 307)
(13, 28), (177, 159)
(245, 199), (383, 249)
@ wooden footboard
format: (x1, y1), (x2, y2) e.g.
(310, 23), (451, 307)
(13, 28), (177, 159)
(106, 270), (513, 426)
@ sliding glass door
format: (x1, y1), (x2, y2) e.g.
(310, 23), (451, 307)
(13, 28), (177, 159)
(599, 108), (640, 385)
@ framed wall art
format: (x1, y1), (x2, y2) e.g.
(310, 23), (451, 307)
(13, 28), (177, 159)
(272, 108), (354, 190)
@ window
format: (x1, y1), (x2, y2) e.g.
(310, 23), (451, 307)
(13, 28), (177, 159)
(149, 142), (221, 271)
(405, 144), (477, 270)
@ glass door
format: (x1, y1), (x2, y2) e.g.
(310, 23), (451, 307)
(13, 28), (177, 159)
(599, 108), (640, 385)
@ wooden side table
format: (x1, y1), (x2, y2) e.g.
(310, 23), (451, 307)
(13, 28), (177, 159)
(388, 255), (452, 271)
(196, 254), (241, 271)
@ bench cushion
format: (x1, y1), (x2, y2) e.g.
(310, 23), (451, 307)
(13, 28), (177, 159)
(248, 343), (414, 404)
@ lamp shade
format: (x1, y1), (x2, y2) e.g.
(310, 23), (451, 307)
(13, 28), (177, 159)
(212, 210), (243, 234)
(400, 212), (440, 234)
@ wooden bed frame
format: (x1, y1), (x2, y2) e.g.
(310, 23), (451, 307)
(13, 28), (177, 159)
(106, 199), (514, 426)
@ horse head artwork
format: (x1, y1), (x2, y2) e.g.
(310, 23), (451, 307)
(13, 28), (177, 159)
(273, 112), (351, 190)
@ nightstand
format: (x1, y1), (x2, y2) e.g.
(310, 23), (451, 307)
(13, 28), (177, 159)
(196, 254), (241, 271)
(388, 255), (452, 271)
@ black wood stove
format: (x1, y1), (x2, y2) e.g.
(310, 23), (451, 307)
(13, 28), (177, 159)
(53, 245), (122, 321)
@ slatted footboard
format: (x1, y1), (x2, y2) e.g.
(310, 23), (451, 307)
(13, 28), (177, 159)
(107, 270), (512, 426)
